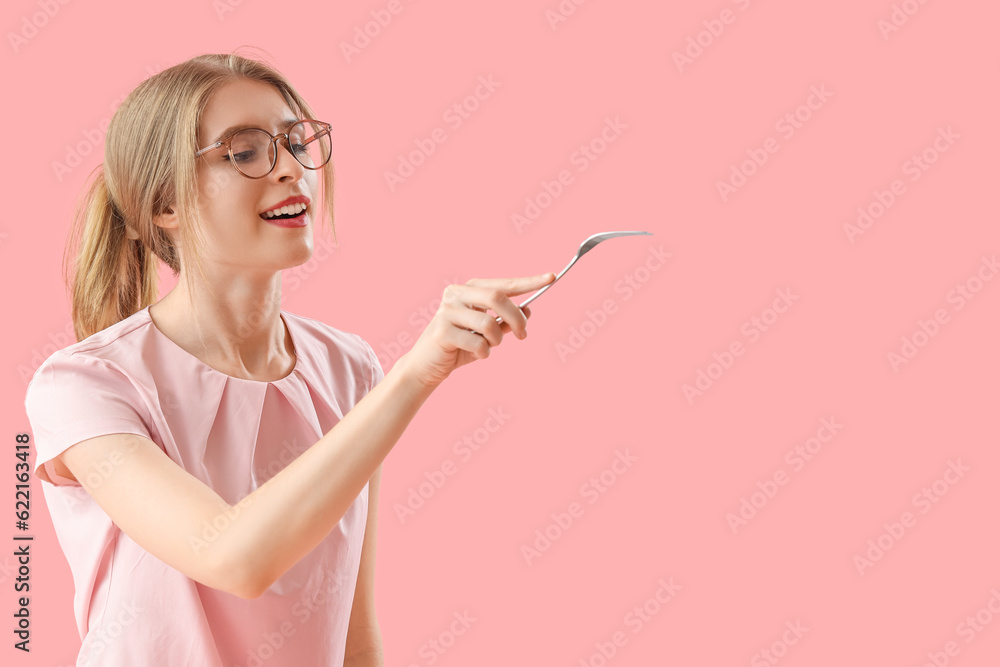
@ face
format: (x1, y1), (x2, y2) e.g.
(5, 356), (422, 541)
(185, 78), (320, 276)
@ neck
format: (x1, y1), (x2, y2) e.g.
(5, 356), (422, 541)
(148, 272), (294, 381)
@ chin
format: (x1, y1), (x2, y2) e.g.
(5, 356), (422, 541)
(283, 240), (315, 269)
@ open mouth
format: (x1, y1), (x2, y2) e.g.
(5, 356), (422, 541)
(260, 202), (308, 220)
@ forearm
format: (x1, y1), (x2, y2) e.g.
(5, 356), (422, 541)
(216, 354), (434, 597)
(344, 648), (384, 667)
(345, 624), (384, 667)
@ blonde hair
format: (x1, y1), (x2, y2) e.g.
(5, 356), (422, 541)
(64, 50), (336, 342)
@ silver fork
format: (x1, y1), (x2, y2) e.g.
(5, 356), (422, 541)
(496, 230), (654, 324)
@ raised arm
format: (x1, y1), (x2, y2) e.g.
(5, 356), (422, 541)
(56, 273), (555, 598)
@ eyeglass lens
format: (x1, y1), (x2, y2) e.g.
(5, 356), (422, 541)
(229, 121), (331, 177)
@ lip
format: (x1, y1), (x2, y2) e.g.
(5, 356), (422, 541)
(265, 211), (309, 228)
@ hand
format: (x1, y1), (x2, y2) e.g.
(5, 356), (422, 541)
(398, 272), (557, 388)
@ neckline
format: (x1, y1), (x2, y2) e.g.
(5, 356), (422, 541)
(142, 305), (299, 384)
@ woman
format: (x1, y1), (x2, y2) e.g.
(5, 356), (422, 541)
(24, 52), (554, 666)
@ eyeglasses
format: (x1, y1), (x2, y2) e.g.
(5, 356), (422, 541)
(194, 119), (333, 179)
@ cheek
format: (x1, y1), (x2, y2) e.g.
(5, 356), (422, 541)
(198, 162), (236, 200)
(197, 172), (254, 218)
(304, 170), (321, 196)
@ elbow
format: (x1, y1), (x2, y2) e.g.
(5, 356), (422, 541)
(227, 563), (270, 600)
(225, 572), (267, 600)
(212, 549), (270, 600)
(201, 502), (277, 599)
(231, 577), (265, 600)
(236, 585), (265, 600)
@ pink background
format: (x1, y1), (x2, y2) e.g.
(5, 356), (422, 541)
(3, 0), (999, 665)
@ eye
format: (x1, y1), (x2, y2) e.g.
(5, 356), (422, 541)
(230, 149), (256, 163)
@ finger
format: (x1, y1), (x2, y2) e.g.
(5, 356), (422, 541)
(465, 273), (557, 297)
(449, 284), (528, 337)
(497, 305), (532, 336)
(443, 326), (493, 360)
(446, 302), (504, 347)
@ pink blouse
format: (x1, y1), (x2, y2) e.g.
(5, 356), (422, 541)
(23, 305), (383, 666)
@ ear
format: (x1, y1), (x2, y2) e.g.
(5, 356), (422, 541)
(153, 205), (178, 232)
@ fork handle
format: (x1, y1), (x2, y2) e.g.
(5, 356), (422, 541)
(495, 258), (576, 324)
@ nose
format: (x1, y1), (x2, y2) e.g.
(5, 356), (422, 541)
(270, 135), (306, 182)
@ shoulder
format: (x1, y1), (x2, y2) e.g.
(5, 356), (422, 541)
(27, 309), (152, 391)
(282, 310), (382, 389)
(23, 313), (155, 483)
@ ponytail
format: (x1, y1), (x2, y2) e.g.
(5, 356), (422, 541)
(65, 168), (160, 342)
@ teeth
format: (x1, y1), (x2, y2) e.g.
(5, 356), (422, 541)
(263, 202), (307, 218)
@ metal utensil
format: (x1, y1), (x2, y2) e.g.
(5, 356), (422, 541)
(496, 230), (653, 324)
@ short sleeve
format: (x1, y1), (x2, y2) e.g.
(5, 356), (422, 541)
(24, 351), (152, 487)
(360, 337), (384, 391)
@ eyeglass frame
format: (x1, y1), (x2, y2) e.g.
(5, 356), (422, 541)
(193, 119), (333, 179)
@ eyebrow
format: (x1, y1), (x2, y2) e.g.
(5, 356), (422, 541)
(210, 117), (302, 145)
